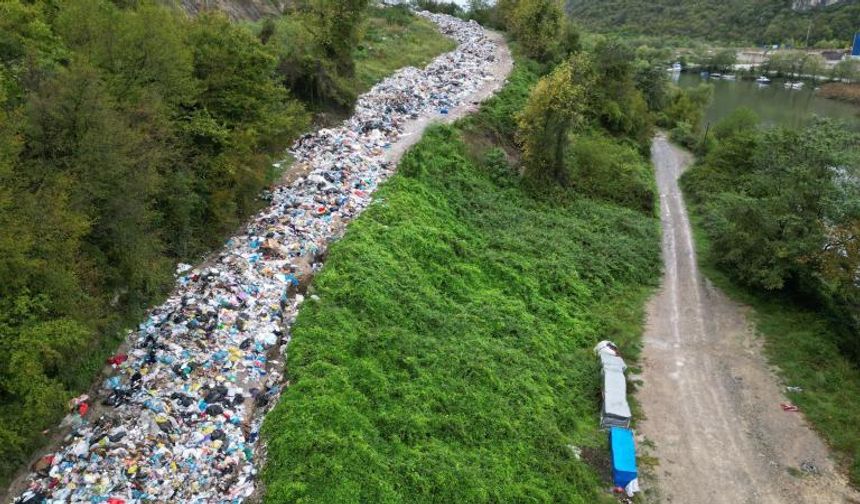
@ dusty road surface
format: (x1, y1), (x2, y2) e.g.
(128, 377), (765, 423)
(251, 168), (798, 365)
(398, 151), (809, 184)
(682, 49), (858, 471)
(637, 134), (860, 504)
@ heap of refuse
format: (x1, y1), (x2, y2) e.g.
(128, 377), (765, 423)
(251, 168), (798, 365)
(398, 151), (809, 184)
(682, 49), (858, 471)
(15, 11), (499, 504)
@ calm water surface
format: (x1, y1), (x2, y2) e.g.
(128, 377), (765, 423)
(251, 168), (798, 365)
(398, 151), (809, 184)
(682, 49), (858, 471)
(676, 73), (860, 131)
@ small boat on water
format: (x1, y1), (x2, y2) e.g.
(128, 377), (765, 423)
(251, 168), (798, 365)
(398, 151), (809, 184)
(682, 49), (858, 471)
(756, 76), (771, 84)
(672, 62), (682, 71)
(784, 81), (804, 90)
(711, 72), (722, 78)
(722, 74), (736, 80)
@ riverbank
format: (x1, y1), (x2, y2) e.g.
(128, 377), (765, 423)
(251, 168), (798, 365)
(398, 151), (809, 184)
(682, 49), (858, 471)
(676, 73), (860, 131)
(817, 82), (860, 105)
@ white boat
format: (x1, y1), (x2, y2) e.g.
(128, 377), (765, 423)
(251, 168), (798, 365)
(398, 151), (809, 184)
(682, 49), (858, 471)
(672, 62), (682, 71)
(722, 74), (737, 80)
(784, 81), (804, 90)
(756, 76), (771, 83)
(711, 72), (722, 78)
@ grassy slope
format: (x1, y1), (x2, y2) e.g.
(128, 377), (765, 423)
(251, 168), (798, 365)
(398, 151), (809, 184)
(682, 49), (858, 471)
(262, 62), (662, 502)
(681, 174), (860, 487)
(353, 8), (457, 95)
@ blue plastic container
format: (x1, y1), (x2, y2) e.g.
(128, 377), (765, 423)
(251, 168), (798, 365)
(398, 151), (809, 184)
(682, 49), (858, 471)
(609, 427), (638, 488)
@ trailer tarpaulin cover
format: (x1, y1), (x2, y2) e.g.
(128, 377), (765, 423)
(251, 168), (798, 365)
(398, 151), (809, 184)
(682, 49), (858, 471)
(609, 427), (638, 488)
(601, 368), (631, 427)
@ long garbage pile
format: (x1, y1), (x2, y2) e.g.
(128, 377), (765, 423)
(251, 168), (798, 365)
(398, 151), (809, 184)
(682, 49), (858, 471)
(15, 12), (499, 504)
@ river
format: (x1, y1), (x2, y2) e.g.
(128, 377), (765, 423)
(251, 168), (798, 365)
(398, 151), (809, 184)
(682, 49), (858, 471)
(677, 73), (860, 131)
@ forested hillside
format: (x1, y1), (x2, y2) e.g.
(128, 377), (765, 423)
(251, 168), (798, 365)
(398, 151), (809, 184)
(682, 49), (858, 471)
(0, 0), (453, 485)
(566, 0), (860, 46)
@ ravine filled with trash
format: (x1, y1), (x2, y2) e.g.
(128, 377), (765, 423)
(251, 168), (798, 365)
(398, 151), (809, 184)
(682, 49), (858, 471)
(15, 12), (501, 504)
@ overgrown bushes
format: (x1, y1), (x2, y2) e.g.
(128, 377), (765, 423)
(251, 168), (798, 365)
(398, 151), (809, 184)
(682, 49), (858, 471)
(682, 110), (860, 361)
(567, 133), (656, 213)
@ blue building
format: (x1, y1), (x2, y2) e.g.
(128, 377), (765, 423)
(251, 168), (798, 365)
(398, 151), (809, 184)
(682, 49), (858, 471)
(852, 32), (860, 58)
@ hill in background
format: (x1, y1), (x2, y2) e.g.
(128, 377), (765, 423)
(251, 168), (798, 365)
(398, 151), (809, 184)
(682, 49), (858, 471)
(566, 0), (860, 46)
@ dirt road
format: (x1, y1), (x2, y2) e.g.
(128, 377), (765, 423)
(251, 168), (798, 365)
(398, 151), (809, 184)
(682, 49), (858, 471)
(637, 134), (859, 503)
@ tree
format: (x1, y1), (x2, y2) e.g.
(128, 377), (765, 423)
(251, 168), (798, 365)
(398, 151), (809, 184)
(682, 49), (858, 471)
(705, 107), (760, 174)
(705, 120), (858, 292)
(508, 0), (565, 63)
(706, 49), (737, 73)
(590, 38), (653, 150)
(516, 54), (593, 182)
(22, 62), (169, 302)
(831, 59), (860, 82)
(634, 60), (670, 112)
(301, 0), (369, 75)
(272, 0), (369, 107)
(55, 0), (196, 107)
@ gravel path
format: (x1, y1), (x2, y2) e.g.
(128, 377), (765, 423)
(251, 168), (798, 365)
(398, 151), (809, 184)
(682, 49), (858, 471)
(637, 134), (860, 504)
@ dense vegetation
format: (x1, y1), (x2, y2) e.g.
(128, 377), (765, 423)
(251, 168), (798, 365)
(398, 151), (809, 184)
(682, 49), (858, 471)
(0, 0), (453, 485)
(567, 0), (860, 47)
(262, 1), (678, 500)
(681, 110), (860, 483)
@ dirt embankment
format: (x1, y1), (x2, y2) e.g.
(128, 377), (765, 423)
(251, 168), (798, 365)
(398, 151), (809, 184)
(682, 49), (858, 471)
(637, 134), (860, 504)
(172, 0), (285, 20)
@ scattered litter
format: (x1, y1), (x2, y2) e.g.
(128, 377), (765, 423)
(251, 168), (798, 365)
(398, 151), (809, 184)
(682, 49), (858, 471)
(624, 477), (641, 497)
(786, 386), (803, 393)
(15, 11), (500, 504)
(800, 460), (819, 475)
(781, 402), (800, 412)
(107, 353), (128, 367)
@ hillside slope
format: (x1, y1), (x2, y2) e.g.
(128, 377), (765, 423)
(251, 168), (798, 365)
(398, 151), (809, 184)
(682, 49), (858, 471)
(171, 0), (284, 20)
(566, 0), (860, 45)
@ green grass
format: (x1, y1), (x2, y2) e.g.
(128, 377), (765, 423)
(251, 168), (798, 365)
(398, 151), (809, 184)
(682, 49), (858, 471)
(681, 174), (860, 488)
(261, 76), (662, 501)
(353, 7), (458, 95)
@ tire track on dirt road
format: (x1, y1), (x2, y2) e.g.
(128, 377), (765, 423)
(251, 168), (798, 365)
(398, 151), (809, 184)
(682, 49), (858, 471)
(637, 134), (859, 504)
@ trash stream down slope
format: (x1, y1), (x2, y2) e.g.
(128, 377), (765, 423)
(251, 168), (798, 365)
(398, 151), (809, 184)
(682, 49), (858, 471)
(13, 12), (509, 504)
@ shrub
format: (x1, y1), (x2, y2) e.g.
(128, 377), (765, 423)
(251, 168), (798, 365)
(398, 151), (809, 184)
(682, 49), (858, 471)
(566, 133), (656, 213)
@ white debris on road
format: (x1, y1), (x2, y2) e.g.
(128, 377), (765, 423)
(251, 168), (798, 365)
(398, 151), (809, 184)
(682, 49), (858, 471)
(15, 12), (500, 504)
